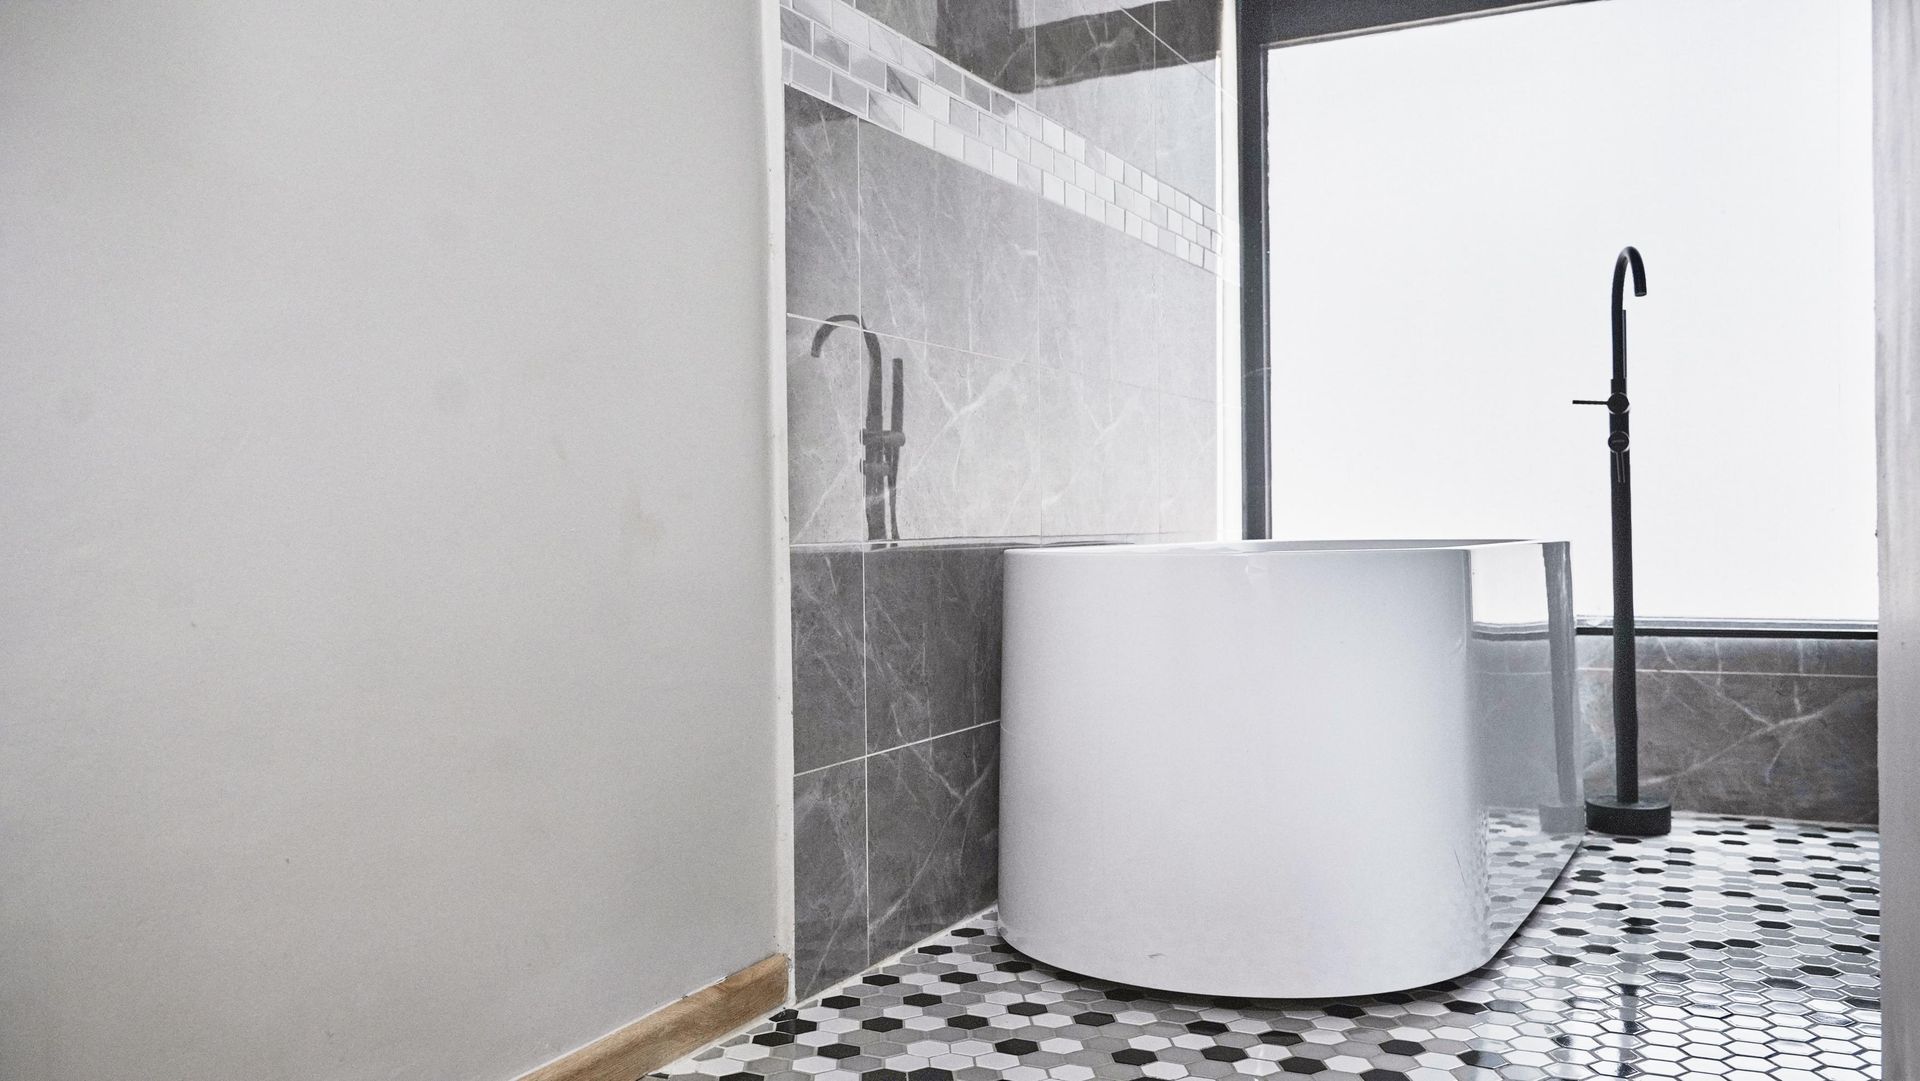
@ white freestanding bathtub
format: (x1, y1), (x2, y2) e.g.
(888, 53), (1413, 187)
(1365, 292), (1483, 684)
(999, 539), (1585, 998)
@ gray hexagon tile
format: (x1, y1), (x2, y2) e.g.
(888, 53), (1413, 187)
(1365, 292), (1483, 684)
(657, 814), (1879, 1081)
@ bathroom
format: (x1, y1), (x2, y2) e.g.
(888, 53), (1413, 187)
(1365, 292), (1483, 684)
(0, 1), (1915, 1079)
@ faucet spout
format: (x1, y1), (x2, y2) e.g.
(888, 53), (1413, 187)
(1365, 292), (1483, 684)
(810, 313), (883, 370)
(1610, 247), (1647, 386)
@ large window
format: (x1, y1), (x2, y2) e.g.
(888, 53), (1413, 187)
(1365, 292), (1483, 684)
(1263, 0), (1875, 621)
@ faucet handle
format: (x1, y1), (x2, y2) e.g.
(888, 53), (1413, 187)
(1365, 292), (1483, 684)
(1572, 394), (1630, 414)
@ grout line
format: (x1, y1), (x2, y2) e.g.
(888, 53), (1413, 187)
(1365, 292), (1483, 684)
(1577, 667), (1876, 680)
(795, 718), (1002, 780)
(785, 312), (1223, 407)
(791, 538), (1182, 553)
(1110, 1), (1223, 86)
(858, 550), (872, 974)
(792, 903), (998, 1007)
(861, 750), (872, 976)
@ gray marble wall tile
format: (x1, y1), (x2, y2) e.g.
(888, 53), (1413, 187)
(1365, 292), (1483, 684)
(864, 545), (1005, 753)
(793, 549), (867, 772)
(1018, 0), (1141, 26)
(1034, 199), (1112, 378)
(788, 0), (1221, 548)
(859, 133), (1040, 362)
(928, 547), (1005, 737)
(1150, 45), (1218, 209)
(1033, 3), (1159, 172)
(789, 539), (1010, 992)
(1795, 637), (1878, 677)
(894, 344), (1030, 537)
(945, 155), (1040, 364)
(1097, 382), (1161, 535)
(1581, 667), (1878, 824)
(1107, 235), (1164, 390)
(1157, 254), (1218, 400)
(794, 760), (870, 998)
(1660, 636), (1877, 678)
(857, 0), (938, 46)
(1139, 0), (1223, 64)
(793, 311), (1194, 544)
(1035, 196), (1217, 399)
(895, 344), (1119, 540)
(786, 89), (861, 322)
(863, 548), (935, 752)
(859, 123), (968, 345)
(936, 2), (1037, 98)
(859, 1), (1036, 97)
(1028, 366), (1125, 537)
(1155, 393), (1216, 534)
(1577, 634), (1877, 678)
(867, 722), (1001, 958)
(1030, 367), (1108, 535)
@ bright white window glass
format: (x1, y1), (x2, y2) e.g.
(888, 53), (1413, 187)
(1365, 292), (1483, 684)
(1265, 0), (1875, 621)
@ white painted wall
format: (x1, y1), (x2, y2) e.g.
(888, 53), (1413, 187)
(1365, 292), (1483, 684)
(1267, 0), (1875, 620)
(0, 4), (783, 1081)
(1875, 1), (1919, 1073)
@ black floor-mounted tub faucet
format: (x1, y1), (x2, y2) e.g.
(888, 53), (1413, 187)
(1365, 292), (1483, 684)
(810, 315), (904, 542)
(1574, 246), (1672, 838)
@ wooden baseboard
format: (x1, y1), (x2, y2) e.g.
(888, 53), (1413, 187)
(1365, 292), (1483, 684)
(517, 954), (789, 1081)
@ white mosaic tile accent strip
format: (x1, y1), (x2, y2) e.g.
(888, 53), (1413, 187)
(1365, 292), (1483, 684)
(778, 0), (1223, 274)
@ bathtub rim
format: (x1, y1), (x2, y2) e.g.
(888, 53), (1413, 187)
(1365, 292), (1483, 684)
(1005, 537), (1560, 559)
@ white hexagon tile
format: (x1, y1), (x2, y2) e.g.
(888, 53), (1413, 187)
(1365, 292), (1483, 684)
(657, 814), (1878, 1081)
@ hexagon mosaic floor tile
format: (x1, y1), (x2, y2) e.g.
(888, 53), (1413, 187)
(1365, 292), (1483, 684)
(657, 814), (1879, 1081)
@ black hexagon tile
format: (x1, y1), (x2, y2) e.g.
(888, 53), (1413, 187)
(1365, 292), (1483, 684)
(656, 814), (1879, 1081)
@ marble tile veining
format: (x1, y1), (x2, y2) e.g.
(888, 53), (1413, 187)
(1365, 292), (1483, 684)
(861, 550), (938, 752)
(863, 546), (1004, 753)
(786, 88), (861, 322)
(792, 549), (866, 772)
(855, 0), (936, 48)
(1578, 634), (1877, 678)
(933, 1), (1037, 98)
(1582, 667), (1878, 824)
(866, 721), (1000, 959)
(1578, 634), (1879, 823)
(952, 156), (1042, 365)
(667, 815), (1882, 1081)
(858, 122), (967, 345)
(1140, 0), (1224, 64)
(793, 761), (869, 998)
(1034, 1), (1161, 174)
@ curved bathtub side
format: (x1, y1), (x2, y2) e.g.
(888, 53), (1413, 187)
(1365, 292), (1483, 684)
(1465, 541), (1586, 942)
(1000, 545), (1498, 998)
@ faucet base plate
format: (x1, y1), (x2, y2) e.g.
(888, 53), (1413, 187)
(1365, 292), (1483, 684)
(1586, 796), (1672, 837)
